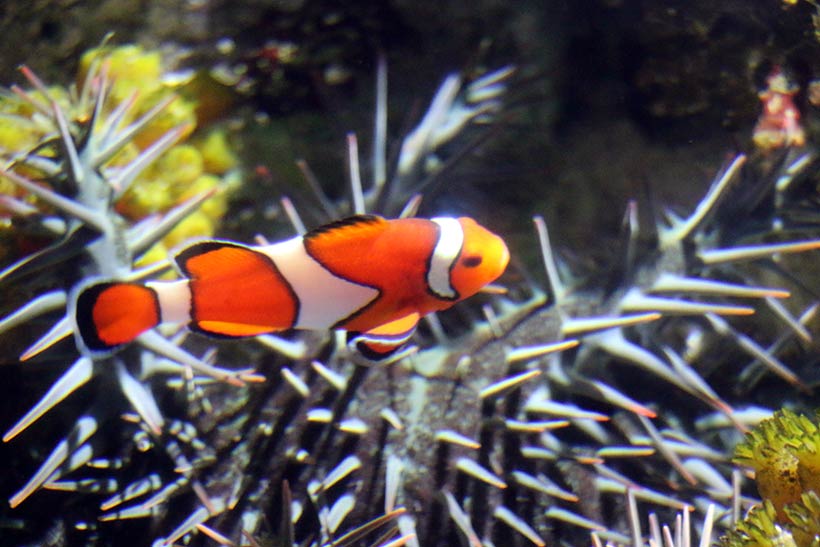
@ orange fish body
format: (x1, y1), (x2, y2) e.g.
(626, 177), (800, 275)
(73, 215), (509, 359)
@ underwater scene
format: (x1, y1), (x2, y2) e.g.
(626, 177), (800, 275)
(2, 1), (820, 546)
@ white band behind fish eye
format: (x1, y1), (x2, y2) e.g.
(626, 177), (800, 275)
(428, 218), (464, 300)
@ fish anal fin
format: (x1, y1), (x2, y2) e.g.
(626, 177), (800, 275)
(349, 312), (419, 361)
(366, 313), (420, 338)
(192, 320), (274, 338)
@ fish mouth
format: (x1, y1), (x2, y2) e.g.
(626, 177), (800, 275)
(495, 238), (511, 278)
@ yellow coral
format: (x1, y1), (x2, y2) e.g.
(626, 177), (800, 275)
(199, 129), (237, 174)
(79, 44), (163, 104)
(163, 210), (215, 249)
(0, 172), (16, 197)
(104, 140), (139, 169)
(117, 176), (176, 218)
(78, 44), (197, 149)
(2, 43), (241, 256)
(181, 174), (224, 218)
(133, 241), (169, 270)
(156, 144), (204, 187)
(81, 45), (239, 248)
(131, 89), (197, 149)
(0, 87), (67, 180)
(0, 116), (40, 155)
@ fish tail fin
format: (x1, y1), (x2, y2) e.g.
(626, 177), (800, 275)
(73, 280), (161, 353)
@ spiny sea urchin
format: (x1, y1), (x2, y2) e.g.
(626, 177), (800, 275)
(220, 153), (820, 546)
(0, 48), (260, 545)
(164, 86), (820, 547)
(2, 37), (820, 547)
(0, 46), (516, 546)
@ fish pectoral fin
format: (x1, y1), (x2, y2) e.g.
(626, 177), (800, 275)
(348, 312), (420, 361)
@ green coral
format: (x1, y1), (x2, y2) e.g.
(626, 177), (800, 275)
(723, 411), (820, 546)
(721, 501), (796, 547)
(721, 493), (820, 547)
(734, 409), (820, 518)
(786, 492), (820, 547)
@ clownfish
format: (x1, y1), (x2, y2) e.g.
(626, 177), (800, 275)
(72, 215), (509, 360)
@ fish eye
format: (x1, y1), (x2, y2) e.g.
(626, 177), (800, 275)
(461, 255), (483, 268)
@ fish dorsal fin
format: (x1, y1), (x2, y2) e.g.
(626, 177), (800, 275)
(304, 214), (388, 248)
(173, 240), (299, 335)
(174, 240), (257, 279)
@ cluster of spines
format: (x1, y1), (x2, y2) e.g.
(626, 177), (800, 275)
(0, 50), (517, 546)
(3, 41), (820, 547)
(0, 50), (261, 545)
(209, 147), (820, 546)
(326, 150), (820, 546)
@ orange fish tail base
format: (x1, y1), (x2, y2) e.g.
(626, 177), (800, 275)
(76, 282), (160, 351)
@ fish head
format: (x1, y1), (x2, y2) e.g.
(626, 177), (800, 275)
(449, 217), (509, 300)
